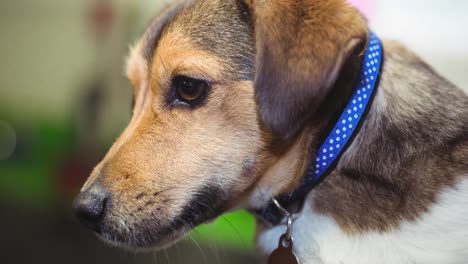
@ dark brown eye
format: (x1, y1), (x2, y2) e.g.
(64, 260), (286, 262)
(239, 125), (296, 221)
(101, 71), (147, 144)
(173, 76), (208, 103)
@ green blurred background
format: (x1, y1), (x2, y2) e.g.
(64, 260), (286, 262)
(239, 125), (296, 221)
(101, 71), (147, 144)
(0, 0), (467, 264)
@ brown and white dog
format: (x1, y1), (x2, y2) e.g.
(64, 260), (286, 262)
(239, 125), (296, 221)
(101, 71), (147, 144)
(73, 0), (468, 263)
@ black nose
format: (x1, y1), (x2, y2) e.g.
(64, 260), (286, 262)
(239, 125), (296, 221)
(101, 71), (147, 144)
(73, 185), (108, 233)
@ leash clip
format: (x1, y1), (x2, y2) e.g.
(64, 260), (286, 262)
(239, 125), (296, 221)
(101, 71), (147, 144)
(268, 198), (299, 264)
(272, 198), (293, 242)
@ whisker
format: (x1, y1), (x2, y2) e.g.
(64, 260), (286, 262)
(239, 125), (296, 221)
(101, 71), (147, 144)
(173, 241), (182, 263)
(191, 224), (221, 263)
(188, 233), (208, 264)
(163, 248), (170, 264)
(205, 239), (221, 264)
(256, 184), (269, 213)
(222, 215), (247, 248)
(153, 187), (178, 197)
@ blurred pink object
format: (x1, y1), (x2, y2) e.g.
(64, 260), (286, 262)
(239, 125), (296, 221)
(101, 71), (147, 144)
(348, 0), (372, 18)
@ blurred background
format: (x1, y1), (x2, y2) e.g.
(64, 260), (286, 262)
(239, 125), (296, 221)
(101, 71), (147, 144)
(0, 0), (467, 263)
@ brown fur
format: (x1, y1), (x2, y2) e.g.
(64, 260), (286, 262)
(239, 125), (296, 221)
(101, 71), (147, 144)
(312, 42), (468, 233)
(76, 0), (468, 249)
(251, 0), (368, 140)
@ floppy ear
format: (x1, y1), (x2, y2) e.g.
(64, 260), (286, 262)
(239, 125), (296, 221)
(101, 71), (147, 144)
(249, 0), (368, 140)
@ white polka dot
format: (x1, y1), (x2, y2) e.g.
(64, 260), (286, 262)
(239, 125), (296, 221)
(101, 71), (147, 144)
(347, 110), (352, 114)
(343, 134), (347, 139)
(329, 147), (334, 151)
(316, 164), (320, 168)
(352, 100), (357, 104)
(363, 94), (368, 99)
(342, 127), (347, 132)
(329, 154), (334, 158)
(323, 149), (327, 153)
(336, 129), (341, 134)
(322, 162), (327, 166)
(316, 157), (320, 161)
(359, 104), (363, 108)
(354, 114), (358, 119)
(353, 107), (358, 111)
(329, 139), (334, 144)
(342, 120), (346, 124)
(336, 144), (341, 148)
(323, 156), (327, 160)
(358, 97), (362, 101)
(348, 124), (353, 129)
(336, 137), (341, 142)
(315, 170), (319, 174)
(348, 117), (352, 122)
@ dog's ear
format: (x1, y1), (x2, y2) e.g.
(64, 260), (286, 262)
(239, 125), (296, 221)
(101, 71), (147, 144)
(248, 0), (368, 140)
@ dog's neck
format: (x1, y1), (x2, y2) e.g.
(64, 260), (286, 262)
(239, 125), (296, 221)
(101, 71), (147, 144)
(252, 33), (382, 225)
(254, 39), (468, 262)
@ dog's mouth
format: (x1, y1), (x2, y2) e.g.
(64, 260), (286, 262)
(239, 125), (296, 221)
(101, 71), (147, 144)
(96, 186), (228, 250)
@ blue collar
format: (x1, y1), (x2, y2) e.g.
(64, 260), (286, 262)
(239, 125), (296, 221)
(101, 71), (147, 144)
(255, 32), (383, 225)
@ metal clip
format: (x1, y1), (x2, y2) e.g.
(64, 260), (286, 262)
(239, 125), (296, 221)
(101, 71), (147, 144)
(272, 198), (293, 242)
(268, 198), (299, 264)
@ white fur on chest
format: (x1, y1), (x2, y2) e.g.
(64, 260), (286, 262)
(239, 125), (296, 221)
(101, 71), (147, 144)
(257, 178), (468, 264)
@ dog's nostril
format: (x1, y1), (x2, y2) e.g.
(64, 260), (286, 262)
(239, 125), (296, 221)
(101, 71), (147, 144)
(73, 186), (108, 234)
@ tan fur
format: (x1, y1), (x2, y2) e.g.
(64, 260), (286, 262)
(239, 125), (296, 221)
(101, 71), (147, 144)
(81, 18), (267, 246)
(125, 40), (146, 96)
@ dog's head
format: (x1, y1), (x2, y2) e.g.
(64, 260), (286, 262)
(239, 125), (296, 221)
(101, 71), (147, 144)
(73, 0), (367, 249)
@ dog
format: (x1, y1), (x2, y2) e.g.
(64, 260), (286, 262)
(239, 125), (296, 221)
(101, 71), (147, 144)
(73, 0), (468, 263)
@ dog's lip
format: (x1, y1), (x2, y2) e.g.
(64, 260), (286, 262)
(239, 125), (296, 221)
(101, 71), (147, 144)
(99, 226), (188, 251)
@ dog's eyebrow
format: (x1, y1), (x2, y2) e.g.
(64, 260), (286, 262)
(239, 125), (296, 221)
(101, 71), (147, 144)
(143, 3), (186, 64)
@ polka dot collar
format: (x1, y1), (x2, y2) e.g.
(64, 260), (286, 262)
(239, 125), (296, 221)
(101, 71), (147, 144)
(255, 32), (383, 226)
(311, 32), (382, 182)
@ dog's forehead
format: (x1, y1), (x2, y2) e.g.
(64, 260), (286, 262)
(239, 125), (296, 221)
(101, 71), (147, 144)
(141, 0), (255, 80)
(142, 1), (186, 62)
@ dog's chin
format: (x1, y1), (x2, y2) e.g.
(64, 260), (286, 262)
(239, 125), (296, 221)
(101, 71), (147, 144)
(99, 229), (190, 252)
(98, 225), (190, 251)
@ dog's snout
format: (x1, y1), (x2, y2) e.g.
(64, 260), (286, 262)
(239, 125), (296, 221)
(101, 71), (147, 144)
(73, 184), (108, 233)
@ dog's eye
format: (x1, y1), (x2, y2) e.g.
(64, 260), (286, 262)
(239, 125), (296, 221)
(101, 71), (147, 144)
(173, 76), (208, 103)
